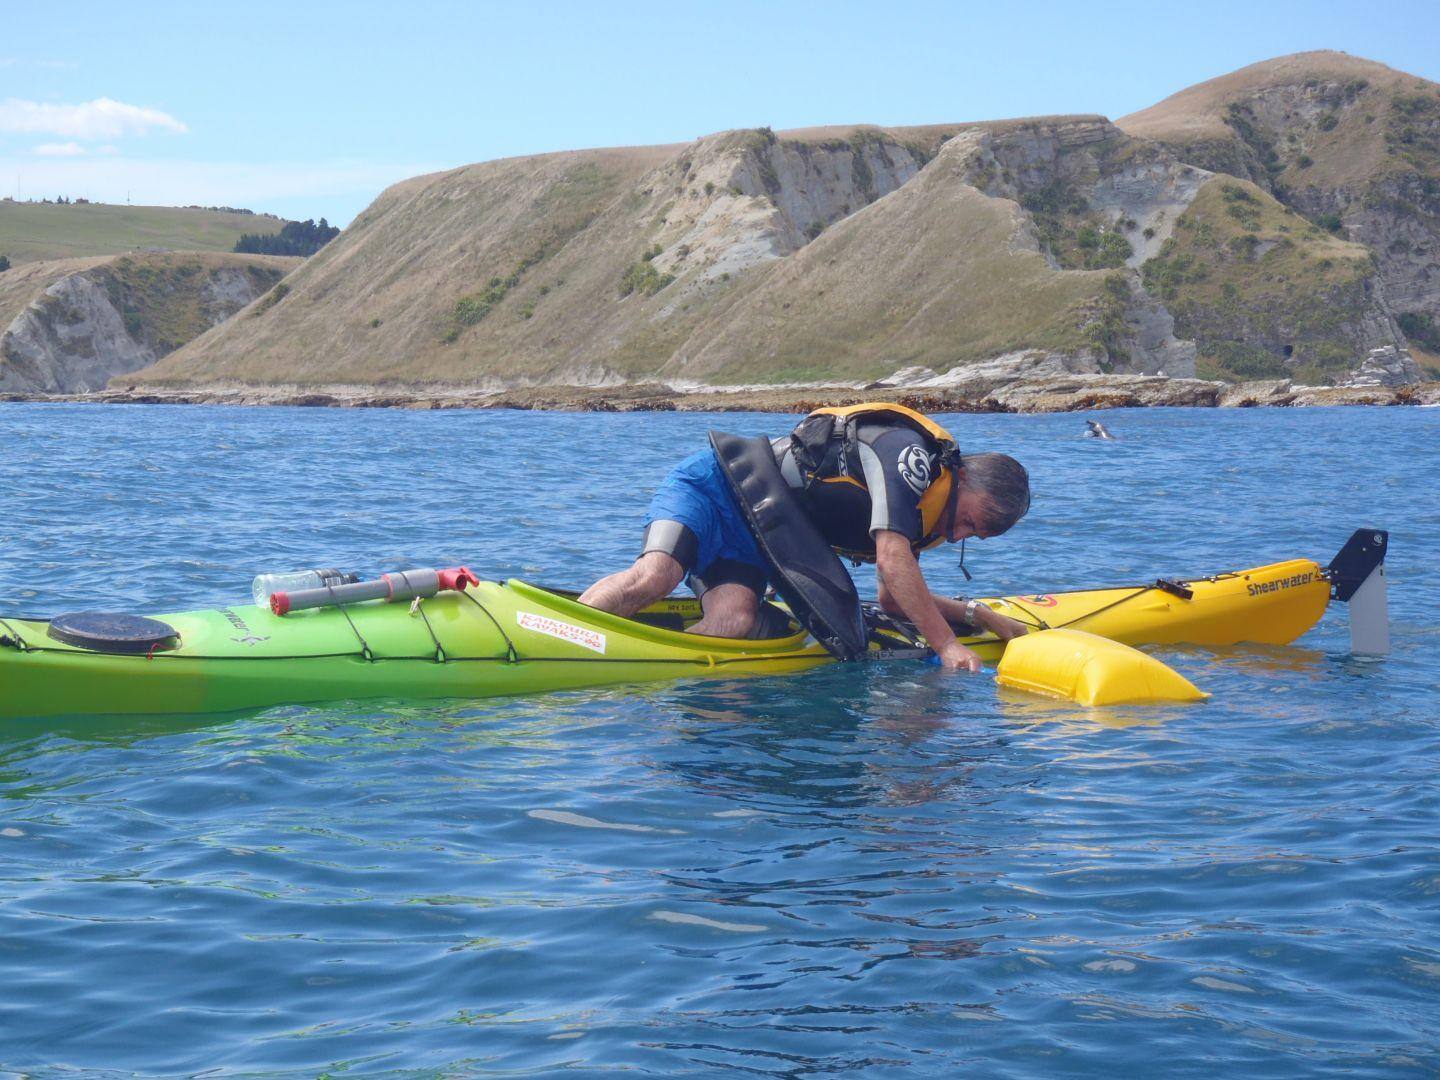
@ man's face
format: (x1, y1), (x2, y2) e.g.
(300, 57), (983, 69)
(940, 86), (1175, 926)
(948, 489), (998, 542)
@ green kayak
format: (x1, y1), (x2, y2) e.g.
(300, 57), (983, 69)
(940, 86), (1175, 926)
(0, 580), (834, 720)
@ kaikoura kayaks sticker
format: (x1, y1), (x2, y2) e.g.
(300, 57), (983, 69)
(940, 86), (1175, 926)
(516, 611), (607, 654)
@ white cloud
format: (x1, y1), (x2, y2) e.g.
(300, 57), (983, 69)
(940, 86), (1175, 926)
(33, 141), (88, 157)
(0, 97), (186, 140)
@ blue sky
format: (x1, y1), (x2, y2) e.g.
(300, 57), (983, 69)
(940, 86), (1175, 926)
(3, 0), (1438, 224)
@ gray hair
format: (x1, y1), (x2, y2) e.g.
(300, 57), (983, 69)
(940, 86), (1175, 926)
(957, 453), (1031, 533)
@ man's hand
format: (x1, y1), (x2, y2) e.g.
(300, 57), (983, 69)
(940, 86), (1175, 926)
(875, 531), (984, 673)
(938, 641), (983, 673)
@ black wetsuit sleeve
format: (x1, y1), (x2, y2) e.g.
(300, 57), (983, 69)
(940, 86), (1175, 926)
(853, 425), (934, 543)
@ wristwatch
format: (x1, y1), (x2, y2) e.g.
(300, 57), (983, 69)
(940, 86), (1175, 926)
(964, 598), (981, 624)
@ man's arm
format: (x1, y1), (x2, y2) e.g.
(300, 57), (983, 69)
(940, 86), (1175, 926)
(874, 530), (982, 672)
(881, 582), (1031, 641)
(930, 593), (1031, 641)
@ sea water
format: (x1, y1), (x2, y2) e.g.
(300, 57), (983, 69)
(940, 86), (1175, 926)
(0, 403), (1436, 1076)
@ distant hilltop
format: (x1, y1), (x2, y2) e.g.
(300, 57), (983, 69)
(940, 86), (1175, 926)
(0, 201), (332, 393)
(46, 52), (1440, 394)
(0, 200), (291, 267)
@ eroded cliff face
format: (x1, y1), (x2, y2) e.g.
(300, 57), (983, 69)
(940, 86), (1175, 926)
(0, 253), (294, 392)
(656, 128), (927, 280)
(1217, 79), (1440, 336)
(2, 272), (155, 392)
(945, 119), (1209, 267)
(1307, 169), (1440, 322)
(939, 119), (1208, 375)
(1118, 52), (1440, 362)
(944, 116), (1407, 381)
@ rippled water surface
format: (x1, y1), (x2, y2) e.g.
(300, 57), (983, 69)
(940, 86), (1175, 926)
(0, 403), (1437, 1076)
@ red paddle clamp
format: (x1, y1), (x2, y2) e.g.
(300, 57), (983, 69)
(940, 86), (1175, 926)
(271, 566), (479, 616)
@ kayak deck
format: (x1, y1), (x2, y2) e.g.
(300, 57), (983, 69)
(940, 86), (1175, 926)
(0, 556), (1334, 720)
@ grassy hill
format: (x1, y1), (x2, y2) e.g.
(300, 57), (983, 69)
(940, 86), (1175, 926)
(0, 201), (287, 266)
(127, 53), (1432, 391)
(126, 124), (1135, 389)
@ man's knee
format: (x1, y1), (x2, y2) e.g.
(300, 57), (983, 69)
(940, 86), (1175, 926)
(694, 581), (760, 638)
(633, 551), (685, 594)
(578, 551), (684, 614)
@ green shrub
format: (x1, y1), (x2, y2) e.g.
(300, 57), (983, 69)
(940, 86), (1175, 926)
(1141, 245), (1202, 300)
(850, 148), (874, 200)
(1392, 93), (1439, 118)
(369, 317), (382, 328)
(1297, 154), (1314, 169)
(440, 248), (551, 341)
(1207, 340), (1287, 378)
(704, 181), (715, 195)
(1228, 234), (1260, 259)
(1317, 113), (1338, 132)
(1398, 311), (1440, 351)
(1225, 201), (1261, 229)
(452, 296), (490, 326)
(1316, 213), (1345, 235)
(1074, 227), (1133, 269)
(251, 281), (289, 316)
(618, 258), (675, 298)
(0, 254), (9, 272)
(1084, 273), (1131, 366)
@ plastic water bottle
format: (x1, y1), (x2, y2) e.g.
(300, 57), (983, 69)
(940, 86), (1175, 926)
(251, 569), (352, 608)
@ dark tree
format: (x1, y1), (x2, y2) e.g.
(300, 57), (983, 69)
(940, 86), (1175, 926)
(233, 218), (340, 257)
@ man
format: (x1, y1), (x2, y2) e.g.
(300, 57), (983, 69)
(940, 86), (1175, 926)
(578, 404), (1032, 671)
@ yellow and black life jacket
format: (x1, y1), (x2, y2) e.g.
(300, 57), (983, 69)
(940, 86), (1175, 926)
(788, 402), (962, 557)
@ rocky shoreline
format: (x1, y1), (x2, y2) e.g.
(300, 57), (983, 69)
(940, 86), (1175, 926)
(4, 374), (1438, 413)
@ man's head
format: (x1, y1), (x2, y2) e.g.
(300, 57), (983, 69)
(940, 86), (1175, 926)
(945, 453), (1031, 541)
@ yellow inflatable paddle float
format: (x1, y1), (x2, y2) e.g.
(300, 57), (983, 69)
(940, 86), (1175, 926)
(996, 628), (1209, 707)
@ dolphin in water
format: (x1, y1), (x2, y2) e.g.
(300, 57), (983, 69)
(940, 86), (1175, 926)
(1085, 419), (1117, 440)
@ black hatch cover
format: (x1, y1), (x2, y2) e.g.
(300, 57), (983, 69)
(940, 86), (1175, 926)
(47, 612), (180, 654)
